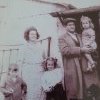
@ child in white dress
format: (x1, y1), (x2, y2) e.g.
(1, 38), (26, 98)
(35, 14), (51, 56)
(41, 57), (66, 100)
(80, 16), (97, 71)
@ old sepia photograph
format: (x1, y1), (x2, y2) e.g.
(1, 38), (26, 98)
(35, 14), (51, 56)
(0, 0), (100, 100)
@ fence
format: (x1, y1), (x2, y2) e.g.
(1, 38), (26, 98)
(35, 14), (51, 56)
(0, 45), (21, 81)
(0, 37), (51, 82)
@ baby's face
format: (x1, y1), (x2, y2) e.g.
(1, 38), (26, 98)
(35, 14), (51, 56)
(82, 19), (90, 29)
(47, 60), (55, 71)
(9, 68), (18, 78)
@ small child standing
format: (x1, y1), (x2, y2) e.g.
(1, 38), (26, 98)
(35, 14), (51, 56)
(41, 57), (66, 100)
(80, 16), (97, 71)
(0, 64), (27, 100)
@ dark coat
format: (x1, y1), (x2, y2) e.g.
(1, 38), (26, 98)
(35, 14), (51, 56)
(58, 32), (83, 100)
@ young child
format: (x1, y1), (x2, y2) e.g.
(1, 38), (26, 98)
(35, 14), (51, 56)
(0, 64), (27, 100)
(80, 16), (97, 71)
(41, 57), (66, 100)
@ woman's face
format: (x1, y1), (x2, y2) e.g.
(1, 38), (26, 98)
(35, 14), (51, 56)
(82, 20), (90, 29)
(29, 30), (37, 41)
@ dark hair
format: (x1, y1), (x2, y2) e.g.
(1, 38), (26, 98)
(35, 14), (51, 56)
(42, 57), (58, 71)
(24, 26), (40, 41)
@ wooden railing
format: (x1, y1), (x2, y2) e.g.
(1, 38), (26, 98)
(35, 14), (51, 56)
(0, 36), (51, 81)
(0, 45), (20, 81)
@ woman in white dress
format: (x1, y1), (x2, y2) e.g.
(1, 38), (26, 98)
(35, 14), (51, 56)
(21, 27), (45, 100)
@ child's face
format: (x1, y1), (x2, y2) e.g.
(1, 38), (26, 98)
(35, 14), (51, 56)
(47, 60), (55, 71)
(9, 68), (18, 78)
(82, 19), (90, 29)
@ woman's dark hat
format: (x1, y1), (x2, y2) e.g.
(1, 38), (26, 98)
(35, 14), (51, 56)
(63, 18), (76, 25)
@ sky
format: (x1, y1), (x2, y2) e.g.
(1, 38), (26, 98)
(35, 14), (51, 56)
(0, 0), (100, 8)
(0, 0), (100, 44)
(0, 0), (100, 73)
(41, 0), (100, 8)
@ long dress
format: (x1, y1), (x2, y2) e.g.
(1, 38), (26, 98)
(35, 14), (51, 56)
(21, 42), (45, 100)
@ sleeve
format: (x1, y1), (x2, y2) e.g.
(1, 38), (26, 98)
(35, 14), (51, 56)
(17, 44), (26, 64)
(17, 44), (26, 77)
(0, 75), (6, 88)
(89, 30), (95, 42)
(0, 75), (8, 94)
(89, 30), (97, 49)
(58, 37), (81, 56)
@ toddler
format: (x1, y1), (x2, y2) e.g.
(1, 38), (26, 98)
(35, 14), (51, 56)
(81, 16), (97, 71)
(0, 64), (27, 100)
